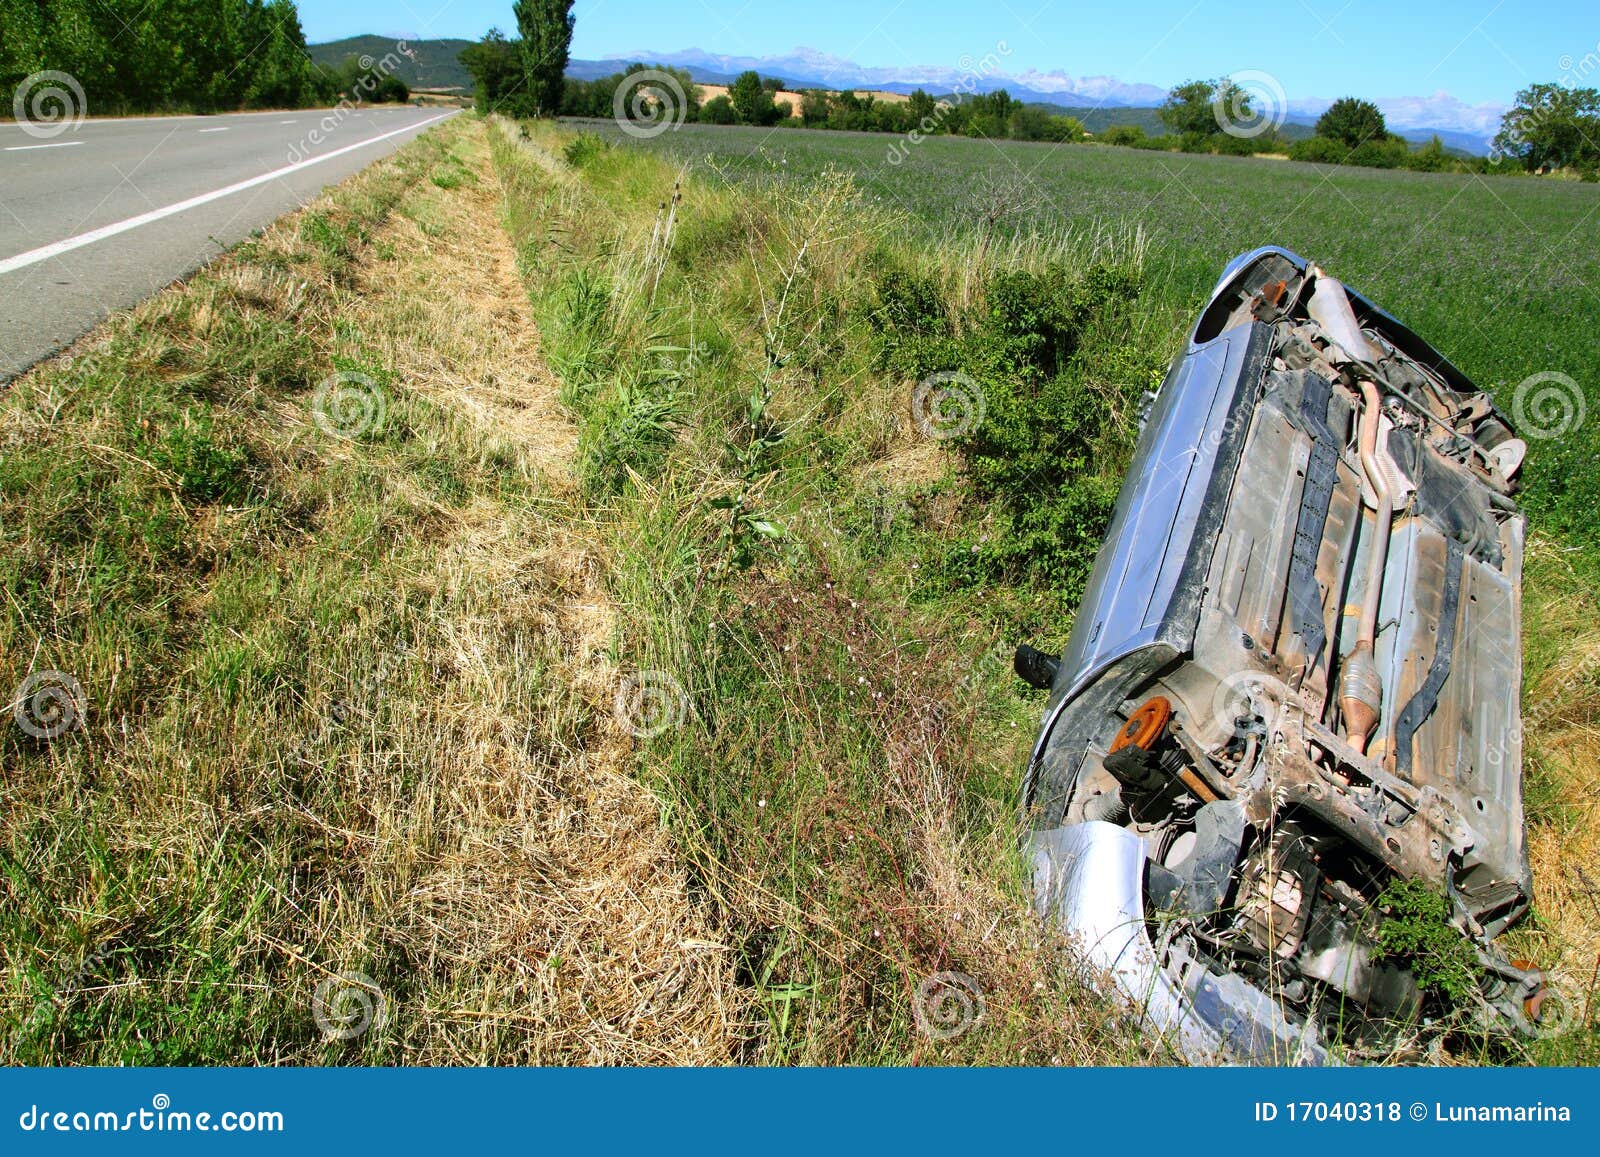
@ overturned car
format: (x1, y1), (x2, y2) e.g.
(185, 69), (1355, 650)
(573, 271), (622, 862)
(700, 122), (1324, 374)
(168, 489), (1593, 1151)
(1018, 247), (1541, 1064)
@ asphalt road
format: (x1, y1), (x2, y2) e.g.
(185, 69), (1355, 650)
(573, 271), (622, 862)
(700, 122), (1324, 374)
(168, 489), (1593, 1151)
(0, 105), (458, 382)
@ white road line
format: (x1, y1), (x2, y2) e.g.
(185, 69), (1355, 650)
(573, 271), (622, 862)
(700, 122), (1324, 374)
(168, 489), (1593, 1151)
(197, 127), (230, 134)
(280, 120), (298, 124)
(4, 141), (86, 152)
(0, 112), (453, 276)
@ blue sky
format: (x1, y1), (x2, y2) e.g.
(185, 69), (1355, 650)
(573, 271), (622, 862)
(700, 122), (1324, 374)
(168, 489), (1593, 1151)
(298, 1), (1595, 106)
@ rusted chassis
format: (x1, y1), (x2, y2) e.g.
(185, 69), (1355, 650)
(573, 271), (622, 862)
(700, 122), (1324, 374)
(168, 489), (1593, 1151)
(1022, 246), (1533, 1063)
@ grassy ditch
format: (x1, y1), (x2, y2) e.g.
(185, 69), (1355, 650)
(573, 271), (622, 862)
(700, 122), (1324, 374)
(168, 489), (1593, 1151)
(1, 116), (736, 1065)
(490, 118), (1599, 1065)
(489, 120), (1171, 1063)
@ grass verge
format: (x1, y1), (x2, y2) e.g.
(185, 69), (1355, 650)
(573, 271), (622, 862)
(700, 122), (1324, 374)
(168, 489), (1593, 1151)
(2, 116), (737, 1064)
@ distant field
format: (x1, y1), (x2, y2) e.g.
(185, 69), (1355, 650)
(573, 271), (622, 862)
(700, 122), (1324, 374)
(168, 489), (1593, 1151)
(594, 122), (1597, 379)
(583, 120), (1600, 543)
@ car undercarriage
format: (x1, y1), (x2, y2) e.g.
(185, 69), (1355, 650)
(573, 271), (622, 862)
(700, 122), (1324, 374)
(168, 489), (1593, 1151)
(1020, 247), (1543, 1063)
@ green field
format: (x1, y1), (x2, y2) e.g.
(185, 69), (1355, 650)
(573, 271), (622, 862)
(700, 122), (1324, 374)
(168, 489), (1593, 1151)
(587, 121), (1600, 543)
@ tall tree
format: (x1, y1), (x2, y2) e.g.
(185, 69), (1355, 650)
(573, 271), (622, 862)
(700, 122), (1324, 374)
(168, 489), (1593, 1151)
(1315, 97), (1388, 148)
(728, 70), (779, 125)
(512, 0), (574, 117)
(1494, 83), (1600, 171)
(1159, 79), (1223, 136)
(460, 27), (525, 115)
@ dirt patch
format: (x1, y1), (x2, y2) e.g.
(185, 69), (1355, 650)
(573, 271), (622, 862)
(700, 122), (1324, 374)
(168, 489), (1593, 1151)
(348, 119), (744, 1062)
(356, 134), (578, 483)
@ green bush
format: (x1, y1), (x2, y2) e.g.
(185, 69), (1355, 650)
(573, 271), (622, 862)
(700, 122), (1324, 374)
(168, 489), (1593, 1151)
(562, 132), (611, 168)
(1373, 880), (1483, 1005)
(870, 262), (1143, 604)
(1288, 135), (1349, 164)
(577, 365), (680, 497)
(1098, 124), (1147, 148)
(1347, 137), (1409, 169)
(698, 95), (737, 125)
(143, 407), (252, 504)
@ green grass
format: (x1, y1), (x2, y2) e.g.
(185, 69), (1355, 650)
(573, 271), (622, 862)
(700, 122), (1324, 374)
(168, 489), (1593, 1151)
(1, 119), (691, 1065)
(497, 116), (1599, 1064)
(587, 121), (1600, 552)
(491, 119), (1159, 1064)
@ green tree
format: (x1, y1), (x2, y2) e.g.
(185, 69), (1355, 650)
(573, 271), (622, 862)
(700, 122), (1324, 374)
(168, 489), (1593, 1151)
(0, 1), (324, 115)
(1494, 82), (1600, 171)
(1404, 135), (1451, 172)
(906, 88), (937, 128)
(1315, 97), (1388, 148)
(1159, 79), (1221, 136)
(512, 0), (574, 117)
(460, 28), (527, 115)
(799, 89), (831, 126)
(729, 70), (780, 125)
(699, 94), (737, 124)
(1099, 124), (1147, 147)
(963, 90), (1018, 138)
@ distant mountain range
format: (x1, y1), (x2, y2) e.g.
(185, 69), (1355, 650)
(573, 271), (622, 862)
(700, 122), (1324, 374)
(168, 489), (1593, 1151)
(308, 36), (1507, 153)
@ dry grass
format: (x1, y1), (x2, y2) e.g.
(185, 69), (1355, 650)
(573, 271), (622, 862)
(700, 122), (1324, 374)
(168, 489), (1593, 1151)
(6, 109), (1593, 1067)
(1509, 539), (1600, 1050)
(484, 119), (1156, 1065)
(1, 116), (742, 1064)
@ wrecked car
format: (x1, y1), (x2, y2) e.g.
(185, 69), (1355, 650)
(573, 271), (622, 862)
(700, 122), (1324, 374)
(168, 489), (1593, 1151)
(1016, 246), (1541, 1064)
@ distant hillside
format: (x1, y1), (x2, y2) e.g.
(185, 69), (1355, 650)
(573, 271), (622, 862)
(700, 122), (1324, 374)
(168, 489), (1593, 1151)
(309, 36), (474, 91)
(308, 38), (1488, 153)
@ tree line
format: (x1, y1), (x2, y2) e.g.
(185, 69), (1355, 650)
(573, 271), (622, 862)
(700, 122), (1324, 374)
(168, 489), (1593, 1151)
(462, 9), (1598, 180)
(465, 42), (1090, 145)
(0, 0), (407, 116)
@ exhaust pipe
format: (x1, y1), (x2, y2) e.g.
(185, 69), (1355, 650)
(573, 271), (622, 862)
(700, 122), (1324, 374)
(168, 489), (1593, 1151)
(1307, 266), (1378, 365)
(1308, 268), (1392, 755)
